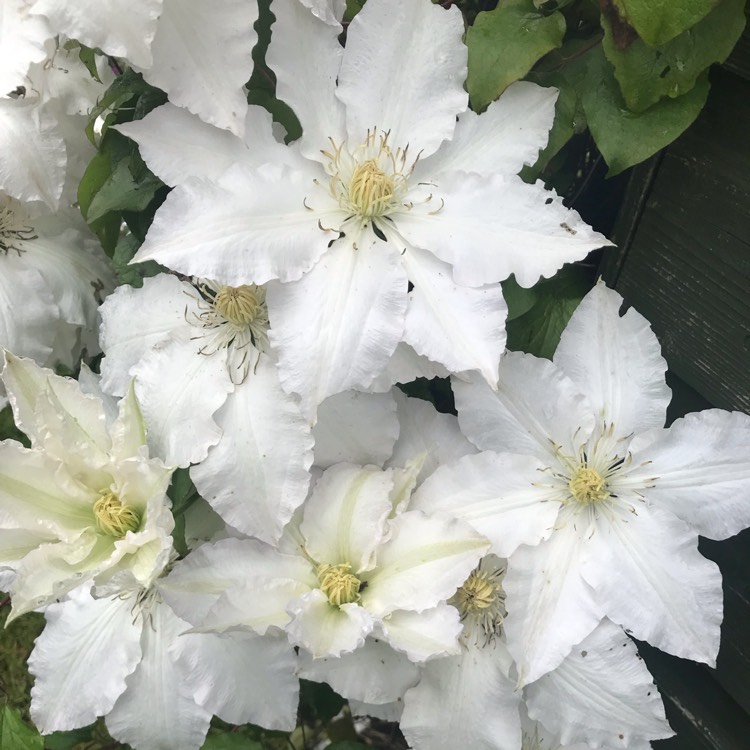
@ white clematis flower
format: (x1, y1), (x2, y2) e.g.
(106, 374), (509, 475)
(28, 578), (299, 749)
(99, 272), (313, 545)
(0, 353), (174, 619)
(0, 194), (115, 410)
(130, 0), (609, 416)
(412, 280), (750, 684)
(398, 555), (672, 750)
(161, 461), (489, 662)
(0, 0), (52, 98)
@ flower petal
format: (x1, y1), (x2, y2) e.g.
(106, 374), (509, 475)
(0, 3), (51, 95)
(453, 352), (595, 463)
(268, 233), (407, 418)
(363, 511), (489, 617)
(287, 588), (376, 658)
(301, 463), (393, 571)
(106, 601), (212, 750)
(173, 630), (299, 730)
(0, 98), (65, 208)
(395, 173), (610, 288)
(626, 409), (750, 540)
(411, 451), (559, 558)
(138, 0), (257, 136)
(503, 519), (603, 685)
(583, 504), (723, 666)
(525, 619), (673, 747)
(337, 0), (466, 157)
(298, 635), (419, 704)
(99, 274), (196, 397)
(387, 389), (476, 485)
(423, 81), (558, 179)
(28, 587), (141, 733)
(131, 335), (232, 467)
(133, 163), (335, 284)
(190, 356), (313, 545)
(31, 0), (161, 68)
(554, 281), (670, 435)
(115, 103), (252, 185)
(400, 643), (521, 750)
(314, 389), (399, 469)
(381, 603), (463, 662)
(266, 0), (345, 160)
(398, 244), (508, 387)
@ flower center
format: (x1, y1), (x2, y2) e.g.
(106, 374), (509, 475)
(93, 491), (141, 537)
(569, 466), (610, 505)
(348, 159), (395, 218)
(0, 198), (36, 255)
(451, 556), (506, 645)
(213, 285), (262, 327)
(317, 563), (362, 607)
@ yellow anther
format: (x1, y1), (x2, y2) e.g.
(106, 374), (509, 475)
(93, 492), (141, 537)
(317, 563), (362, 607)
(213, 285), (262, 327)
(569, 466), (610, 505)
(349, 160), (395, 218)
(454, 570), (500, 617)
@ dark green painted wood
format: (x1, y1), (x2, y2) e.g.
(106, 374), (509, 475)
(603, 66), (750, 414)
(600, 58), (750, 749)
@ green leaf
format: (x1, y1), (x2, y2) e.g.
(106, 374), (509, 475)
(0, 406), (29, 446)
(86, 159), (162, 223)
(502, 275), (540, 321)
(201, 732), (262, 750)
(0, 705), (42, 750)
(582, 46), (710, 176)
(603, 0), (745, 112)
(111, 231), (165, 288)
(505, 265), (592, 359)
(327, 743), (367, 749)
(612, 0), (721, 46)
(466, 0), (566, 111)
(298, 680), (345, 724)
(43, 726), (95, 750)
